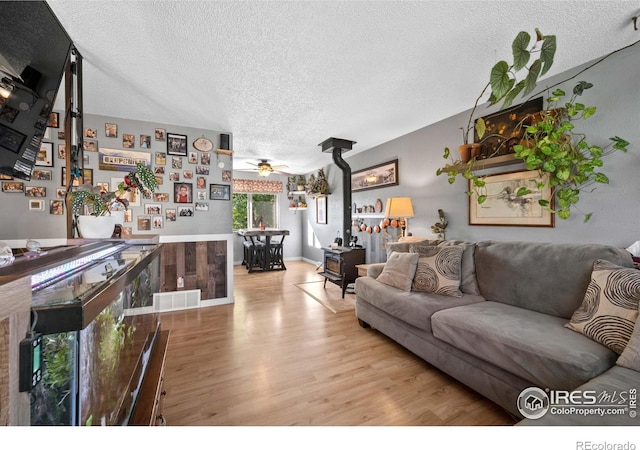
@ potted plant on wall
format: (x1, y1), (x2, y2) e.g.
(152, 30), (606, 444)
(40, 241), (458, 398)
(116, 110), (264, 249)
(437, 29), (630, 221)
(69, 162), (158, 238)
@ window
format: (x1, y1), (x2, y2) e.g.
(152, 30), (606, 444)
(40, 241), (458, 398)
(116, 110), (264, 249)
(232, 193), (279, 230)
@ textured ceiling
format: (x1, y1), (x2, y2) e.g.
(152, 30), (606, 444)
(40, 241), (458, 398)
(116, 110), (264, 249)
(47, 0), (640, 175)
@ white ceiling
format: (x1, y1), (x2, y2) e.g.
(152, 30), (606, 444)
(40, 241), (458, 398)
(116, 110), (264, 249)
(47, 0), (640, 175)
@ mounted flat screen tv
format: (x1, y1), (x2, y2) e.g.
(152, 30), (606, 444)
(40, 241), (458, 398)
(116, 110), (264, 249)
(0, 1), (72, 180)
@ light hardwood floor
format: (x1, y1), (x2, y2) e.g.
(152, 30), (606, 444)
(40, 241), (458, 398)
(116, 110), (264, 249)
(159, 261), (517, 426)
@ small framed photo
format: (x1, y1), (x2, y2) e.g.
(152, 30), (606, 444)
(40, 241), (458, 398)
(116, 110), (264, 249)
(96, 182), (109, 192)
(2, 181), (24, 192)
(121, 226), (132, 236)
(183, 170), (193, 180)
(57, 143), (66, 159)
(29, 199), (45, 211)
(200, 153), (210, 165)
(0, 173), (13, 180)
(316, 195), (327, 224)
(166, 208), (177, 222)
(56, 188), (66, 199)
(154, 166), (165, 175)
(196, 176), (206, 189)
(32, 169), (52, 181)
(50, 200), (64, 215)
(188, 152), (198, 164)
(155, 152), (166, 165)
(222, 170), (231, 182)
(124, 210), (133, 223)
(195, 202), (209, 211)
(155, 128), (166, 141)
(123, 134), (135, 148)
(25, 186), (46, 197)
(152, 215), (164, 229)
(0, 106), (18, 123)
(167, 132), (188, 156)
(83, 139), (98, 152)
(209, 183), (230, 201)
(169, 172), (180, 181)
(57, 130), (65, 140)
(140, 135), (151, 148)
(155, 176), (163, 185)
(197, 191), (206, 200)
(35, 142), (54, 167)
(145, 203), (162, 215)
(47, 112), (59, 128)
(174, 182), (193, 203)
(153, 192), (169, 202)
(105, 123), (118, 138)
(84, 128), (97, 138)
(171, 157), (182, 169)
(137, 216), (151, 231)
(177, 206), (194, 217)
(196, 166), (209, 175)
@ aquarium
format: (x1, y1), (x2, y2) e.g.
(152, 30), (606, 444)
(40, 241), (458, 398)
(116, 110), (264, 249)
(29, 243), (162, 425)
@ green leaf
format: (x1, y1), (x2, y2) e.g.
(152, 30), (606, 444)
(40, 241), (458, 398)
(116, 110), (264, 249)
(477, 195), (487, 204)
(539, 199), (550, 207)
(443, 147), (450, 159)
(448, 176), (456, 184)
(539, 35), (556, 76)
(516, 187), (531, 196)
(611, 136), (630, 151)
(556, 166), (570, 180)
(512, 31), (531, 71)
(582, 106), (596, 119)
(573, 81), (593, 96)
(558, 209), (571, 220)
(522, 59), (541, 96)
(489, 61), (512, 102)
(502, 80), (525, 109)
(583, 213), (592, 223)
(594, 173), (609, 184)
(475, 118), (487, 140)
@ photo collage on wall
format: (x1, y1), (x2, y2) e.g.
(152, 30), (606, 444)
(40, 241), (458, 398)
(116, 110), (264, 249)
(0, 113), (231, 234)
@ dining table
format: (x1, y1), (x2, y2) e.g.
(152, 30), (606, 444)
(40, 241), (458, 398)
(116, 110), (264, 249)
(236, 229), (290, 272)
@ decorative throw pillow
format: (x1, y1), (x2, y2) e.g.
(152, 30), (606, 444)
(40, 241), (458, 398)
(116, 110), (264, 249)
(376, 252), (419, 292)
(565, 259), (640, 354)
(411, 245), (463, 297)
(617, 316), (640, 371)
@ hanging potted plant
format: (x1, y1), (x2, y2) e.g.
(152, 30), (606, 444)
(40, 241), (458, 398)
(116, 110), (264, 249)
(437, 29), (630, 221)
(69, 162), (158, 238)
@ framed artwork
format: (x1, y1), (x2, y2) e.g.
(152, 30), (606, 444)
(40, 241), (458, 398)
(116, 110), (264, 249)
(1, 181), (24, 192)
(83, 139), (98, 152)
(196, 166), (209, 175)
(84, 128), (97, 138)
(196, 176), (206, 189)
(171, 157), (182, 169)
(105, 123), (118, 138)
(183, 170), (193, 180)
(468, 170), (554, 227)
(351, 159), (398, 192)
(56, 188), (66, 199)
(35, 142), (54, 167)
(25, 186), (46, 197)
(155, 152), (166, 165)
(50, 200), (64, 215)
(137, 216), (151, 231)
(166, 208), (177, 222)
(145, 203), (162, 215)
(31, 169), (52, 181)
(98, 148), (151, 172)
(153, 192), (169, 202)
(155, 176), (163, 185)
(222, 170), (231, 182)
(174, 182), (193, 203)
(47, 112), (59, 128)
(152, 215), (164, 229)
(57, 143), (65, 159)
(0, 123), (26, 153)
(121, 227), (132, 236)
(29, 199), (45, 211)
(316, 195), (327, 224)
(209, 183), (230, 201)
(57, 130), (65, 140)
(167, 132), (188, 156)
(112, 176), (140, 206)
(154, 166), (165, 175)
(200, 153), (210, 165)
(177, 206), (194, 217)
(140, 135), (151, 148)
(155, 128), (166, 141)
(188, 152), (198, 164)
(123, 134), (135, 148)
(96, 182), (109, 192)
(195, 202), (209, 211)
(124, 210), (133, 223)
(197, 191), (206, 200)
(169, 172), (180, 181)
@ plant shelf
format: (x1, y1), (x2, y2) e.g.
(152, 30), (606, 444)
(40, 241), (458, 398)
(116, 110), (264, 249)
(440, 153), (523, 173)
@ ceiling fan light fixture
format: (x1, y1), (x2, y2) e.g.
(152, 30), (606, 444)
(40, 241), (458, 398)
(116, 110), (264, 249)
(258, 166), (272, 177)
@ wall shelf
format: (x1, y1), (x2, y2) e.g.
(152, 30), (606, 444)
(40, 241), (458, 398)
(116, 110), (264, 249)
(352, 213), (384, 219)
(440, 153), (522, 173)
(289, 207), (307, 211)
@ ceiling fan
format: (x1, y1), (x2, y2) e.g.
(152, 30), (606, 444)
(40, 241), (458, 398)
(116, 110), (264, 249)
(246, 159), (289, 177)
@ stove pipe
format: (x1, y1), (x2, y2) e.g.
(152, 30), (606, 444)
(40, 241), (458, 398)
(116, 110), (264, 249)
(319, 137), (356, 247)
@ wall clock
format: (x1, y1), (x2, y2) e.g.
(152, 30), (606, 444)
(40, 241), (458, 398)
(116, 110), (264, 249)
(193, 136), (213, 152)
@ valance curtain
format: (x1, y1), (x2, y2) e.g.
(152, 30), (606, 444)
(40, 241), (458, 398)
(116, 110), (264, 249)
(233, 178), (283, 194)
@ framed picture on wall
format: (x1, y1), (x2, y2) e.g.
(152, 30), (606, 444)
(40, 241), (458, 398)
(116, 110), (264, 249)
(174, 182), (193, 203)
(35, 142), (54, 167)
(316, 195), (327, 224)
(468, 170), (554, 227)
(209, 183), (230, 200)
(351, 159), (398, 192)
(167, 132), (188, 156)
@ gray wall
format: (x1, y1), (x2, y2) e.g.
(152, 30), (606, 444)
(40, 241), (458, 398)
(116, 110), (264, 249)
(300, 43), (640, 262)
(0, 113), (232, 242)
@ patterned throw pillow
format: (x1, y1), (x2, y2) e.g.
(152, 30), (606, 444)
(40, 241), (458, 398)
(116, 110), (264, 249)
(411, 245), (463, 297)
(376, 252), (419, 292)
(565, 259), (640, 354)
(617, 317), (640, 370)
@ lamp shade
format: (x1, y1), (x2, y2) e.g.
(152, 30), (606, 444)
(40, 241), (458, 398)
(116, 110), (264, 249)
(384, 197), (414, 218)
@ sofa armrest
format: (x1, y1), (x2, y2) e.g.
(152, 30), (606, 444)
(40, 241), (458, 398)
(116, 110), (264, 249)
(367, 263), (385, 278)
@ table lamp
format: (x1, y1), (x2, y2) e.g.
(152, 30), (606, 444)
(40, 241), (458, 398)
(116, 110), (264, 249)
(384, 197), (414, 238)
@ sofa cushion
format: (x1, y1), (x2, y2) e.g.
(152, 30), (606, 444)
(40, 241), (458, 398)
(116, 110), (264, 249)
(355, 276), (485, 333)
(432, 301), (618, 390)
(375, 251), (419, 291)
(411, 245), (463, 297)
(617, 316), (640, 371)
(386, 239), (434, 259)
(474, 241), (634, 318)
(566, 259), (640, 354)
(438, 241), (481, 296)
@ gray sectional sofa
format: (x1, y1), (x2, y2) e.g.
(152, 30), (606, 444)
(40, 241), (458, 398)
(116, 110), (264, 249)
(354, 239), (640, 425)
